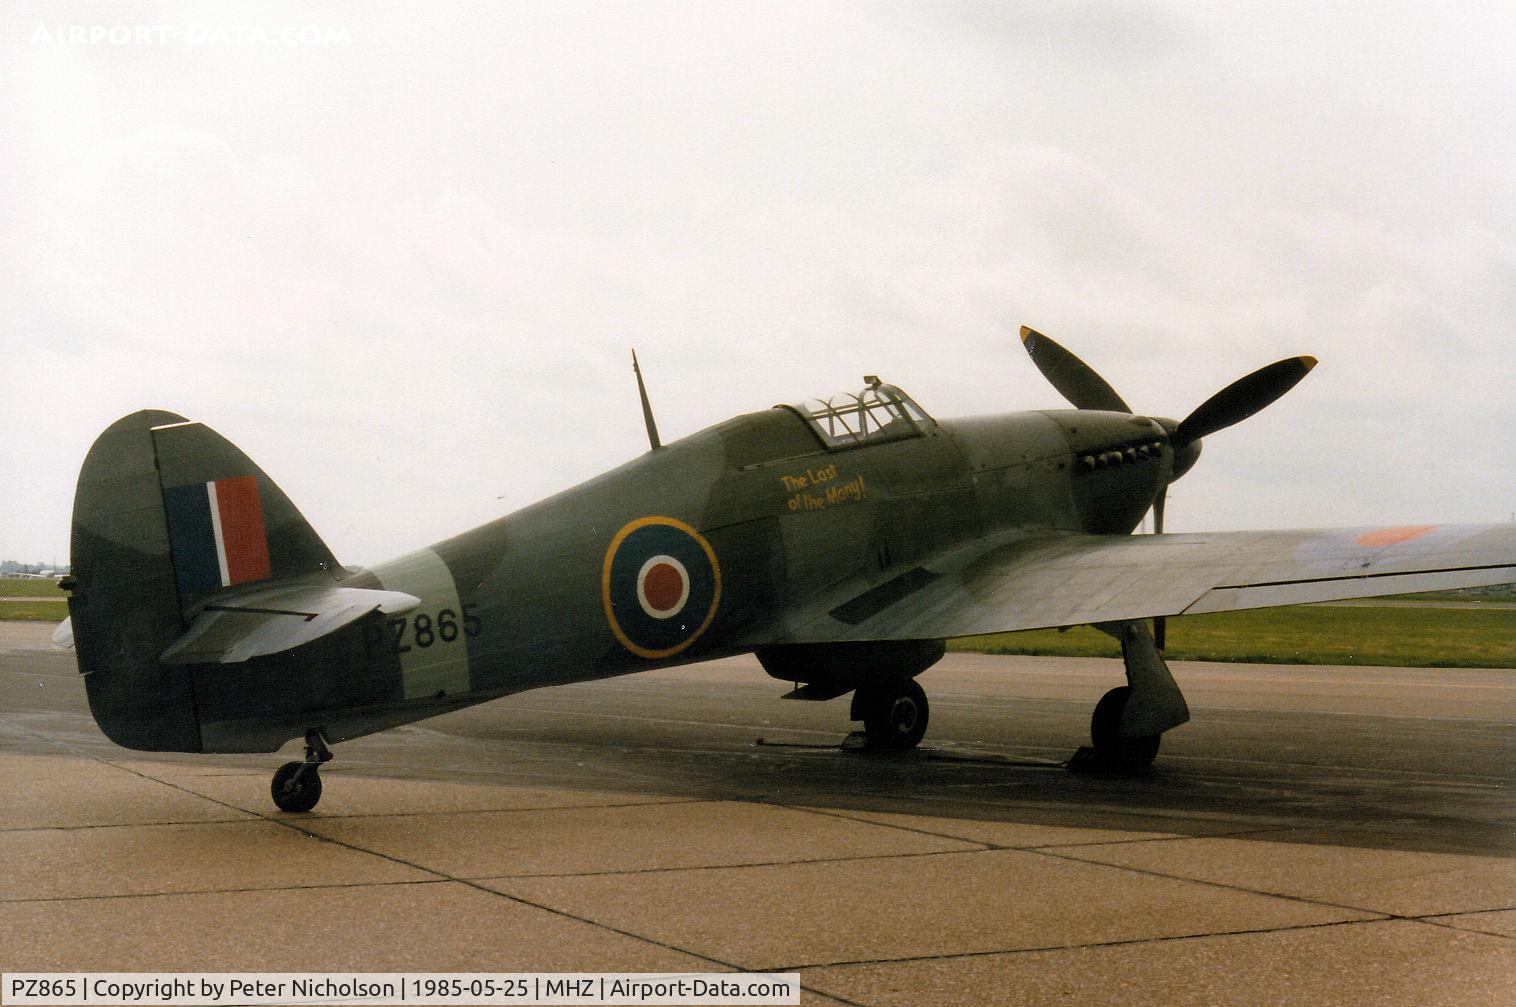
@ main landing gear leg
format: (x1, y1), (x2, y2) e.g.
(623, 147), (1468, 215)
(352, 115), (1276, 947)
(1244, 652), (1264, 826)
(1083, 621), (1190, 772)
(271, 729), (332, 813)
(852, 677), (930, 750)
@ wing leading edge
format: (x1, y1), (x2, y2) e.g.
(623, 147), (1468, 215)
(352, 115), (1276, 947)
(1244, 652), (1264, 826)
(745, 523), (1516, 645)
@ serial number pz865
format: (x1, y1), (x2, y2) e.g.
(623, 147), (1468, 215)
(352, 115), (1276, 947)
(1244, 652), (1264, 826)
(364, 603), (482, 658)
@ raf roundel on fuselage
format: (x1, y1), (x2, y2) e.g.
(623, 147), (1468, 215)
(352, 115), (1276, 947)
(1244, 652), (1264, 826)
(601, 516), (721, 659)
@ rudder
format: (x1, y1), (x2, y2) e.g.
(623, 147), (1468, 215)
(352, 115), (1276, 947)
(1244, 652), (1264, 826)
(68, 410), (339, 751)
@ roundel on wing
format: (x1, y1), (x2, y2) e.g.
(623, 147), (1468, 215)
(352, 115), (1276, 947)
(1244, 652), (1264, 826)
(602, 517), (721, 658)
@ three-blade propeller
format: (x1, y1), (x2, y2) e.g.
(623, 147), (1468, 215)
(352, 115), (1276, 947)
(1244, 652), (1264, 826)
(1018, 326), (1316, 649)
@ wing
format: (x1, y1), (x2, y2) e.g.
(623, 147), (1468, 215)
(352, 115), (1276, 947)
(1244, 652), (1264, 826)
(743, 523), (1516, 645)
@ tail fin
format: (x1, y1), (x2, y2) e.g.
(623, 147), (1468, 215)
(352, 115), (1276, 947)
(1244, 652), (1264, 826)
(68, 410), (338, 751)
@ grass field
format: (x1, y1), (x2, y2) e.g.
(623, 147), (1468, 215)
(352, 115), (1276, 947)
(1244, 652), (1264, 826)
(0, 577), (66, 597)
(0, 578), (68, 622)
(950, 603), (1516, 668)
(0, 600), (66, 621)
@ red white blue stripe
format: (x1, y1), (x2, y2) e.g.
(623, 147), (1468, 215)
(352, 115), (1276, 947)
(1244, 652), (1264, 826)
(164, 475), (272, 595)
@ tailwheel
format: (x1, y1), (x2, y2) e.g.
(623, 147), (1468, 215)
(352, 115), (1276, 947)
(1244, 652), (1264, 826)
(857, 677), (929, 750)
(1090, 685), (1161, 772)
(271, 761), (322, 812)
(271, 728), (332, 812)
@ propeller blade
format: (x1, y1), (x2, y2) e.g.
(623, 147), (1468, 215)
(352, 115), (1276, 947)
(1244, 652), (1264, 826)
(1019, 326), (1132, 413)
(1174, 355), (1316, 447)
(1155, 615), (1166, 652)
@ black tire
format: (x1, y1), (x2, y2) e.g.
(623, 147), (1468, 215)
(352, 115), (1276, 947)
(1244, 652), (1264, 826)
(271, 761), (322, 813)
(1090, 686), (1161, 771)
(860, 677), (929, 750)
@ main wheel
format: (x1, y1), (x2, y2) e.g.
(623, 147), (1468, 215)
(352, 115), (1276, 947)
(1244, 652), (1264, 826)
(271, 761), (323, 813)
(859, 677), (929, 750)
(1090, 686), (1161, 771)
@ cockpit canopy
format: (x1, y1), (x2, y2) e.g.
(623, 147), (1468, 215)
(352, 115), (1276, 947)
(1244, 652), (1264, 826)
(783, 378), (935, 449)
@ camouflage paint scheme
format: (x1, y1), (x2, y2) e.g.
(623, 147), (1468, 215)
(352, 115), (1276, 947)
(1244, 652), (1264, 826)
(64, 367), (1516, 763)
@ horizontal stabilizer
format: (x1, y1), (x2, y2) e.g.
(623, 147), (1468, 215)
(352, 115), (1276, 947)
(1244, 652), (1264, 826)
(159, 583), (420, 665)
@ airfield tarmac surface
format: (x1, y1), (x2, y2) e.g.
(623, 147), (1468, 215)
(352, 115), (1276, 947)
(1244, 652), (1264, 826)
(2, 619), (1514, 1005)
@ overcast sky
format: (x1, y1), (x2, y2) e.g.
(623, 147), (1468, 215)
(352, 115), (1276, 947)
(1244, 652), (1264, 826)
(4, 1), (1513, 566)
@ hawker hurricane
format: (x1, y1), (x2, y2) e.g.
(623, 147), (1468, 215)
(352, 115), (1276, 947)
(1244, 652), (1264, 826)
(60, 329), (1516, 810)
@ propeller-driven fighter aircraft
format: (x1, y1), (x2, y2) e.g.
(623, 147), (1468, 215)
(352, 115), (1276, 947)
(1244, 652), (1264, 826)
(60, 329), (1516, 810)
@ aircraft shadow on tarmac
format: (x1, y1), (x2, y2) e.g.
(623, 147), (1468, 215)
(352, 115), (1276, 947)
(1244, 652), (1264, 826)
(348, 672), (1516, 860)
(6, 643), (1510, 860)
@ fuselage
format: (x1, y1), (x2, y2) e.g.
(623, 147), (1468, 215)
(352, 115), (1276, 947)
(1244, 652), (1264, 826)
(72, 400), (1177, 754)
(285, 403), (1172, 750)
